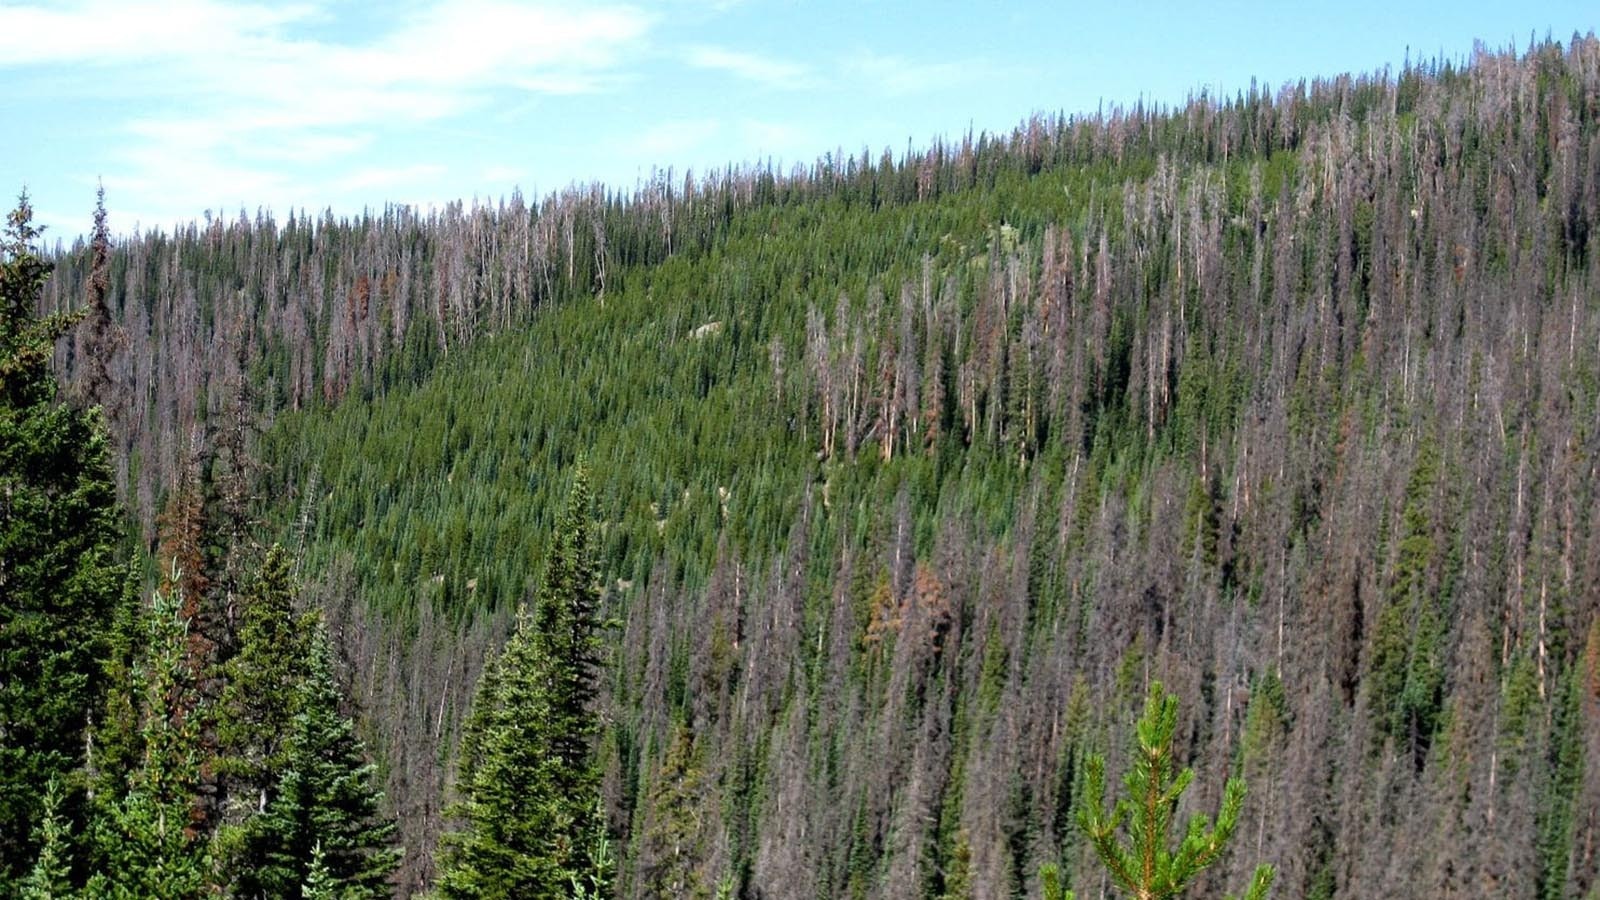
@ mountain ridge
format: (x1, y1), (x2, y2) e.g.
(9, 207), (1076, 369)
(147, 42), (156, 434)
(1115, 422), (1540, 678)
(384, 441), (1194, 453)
(39, 37), (1600, 898)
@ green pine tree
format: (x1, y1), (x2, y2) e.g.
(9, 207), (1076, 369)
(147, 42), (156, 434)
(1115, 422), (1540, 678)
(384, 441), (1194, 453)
(87, 584), (210, 900)
(237, 620), (399, 900)
(1042, 681), (1274, 900)
(531, 465), (605, 778)
(0, 193), (126, 888)
(213, 542), (319, 883)
(20, 779), (75, 900)
(437, 465), (609, 900)
(91, 584), (147, 811)
(436, 603), (570, 899)
(569, 799), (615, 900)
(1369, 443), (1445, 766)
(639, 725), (710, 898)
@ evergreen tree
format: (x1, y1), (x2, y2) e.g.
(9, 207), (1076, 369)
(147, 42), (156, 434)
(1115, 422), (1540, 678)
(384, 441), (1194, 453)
(530, 465), (605, 778)
(87, 585), (209, 900)
(1042, 682), (1275, 900)
(569, 799), (615, 900)
(1369, 442), (1445, 767)
(0, 193), (126, 888)
(20, 780), (75, 900)
(71, 183), (118, 410)
(88, 575), (148, 821)
(215, 545), (316, 820)
(638, 725), (711, 898)
(435, 613), (567, 899)
(236, 621), (399, 900)
(437, 465), (609, 900)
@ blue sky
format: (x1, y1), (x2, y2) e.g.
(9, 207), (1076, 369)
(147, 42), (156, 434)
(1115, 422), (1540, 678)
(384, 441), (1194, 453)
(2, 0), (1596, 242)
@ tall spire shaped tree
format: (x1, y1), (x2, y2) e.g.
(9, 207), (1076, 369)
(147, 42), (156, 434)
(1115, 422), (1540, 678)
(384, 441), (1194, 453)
(87, 584), (209, 900)
(238, 621), (400, 899)
(0, 193), (126, 887)
(437, 464), (610, 900)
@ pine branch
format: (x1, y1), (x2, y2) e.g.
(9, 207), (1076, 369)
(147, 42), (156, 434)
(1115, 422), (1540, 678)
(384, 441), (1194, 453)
(1056, 681), (1274, 900)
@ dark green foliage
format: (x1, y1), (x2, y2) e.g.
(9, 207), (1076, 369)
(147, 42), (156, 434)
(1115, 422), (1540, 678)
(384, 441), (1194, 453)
(1369, 441), (1445, 766)
(87, 585), (209, 900)
(236, 622), (399, 899)
(92, 580), (147, 811)
(436, 609), (574, 899)
(215, 544), (316, 813)
(1536, 669), (1585, 900)
(0, 194), (125, 889)
(437, 468), (609, 900)
(531, 466), (605, 776)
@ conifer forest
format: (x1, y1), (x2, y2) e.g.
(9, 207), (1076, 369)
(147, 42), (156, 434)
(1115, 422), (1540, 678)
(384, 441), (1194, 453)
(6, 36), (1600, 899)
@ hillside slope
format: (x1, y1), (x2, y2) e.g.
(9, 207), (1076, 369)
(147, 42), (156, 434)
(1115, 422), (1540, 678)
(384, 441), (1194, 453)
(48, 38), (1600, 898)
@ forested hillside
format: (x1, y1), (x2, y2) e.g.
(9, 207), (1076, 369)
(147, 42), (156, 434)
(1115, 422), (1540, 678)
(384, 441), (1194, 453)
(39, 37), (1600, 898)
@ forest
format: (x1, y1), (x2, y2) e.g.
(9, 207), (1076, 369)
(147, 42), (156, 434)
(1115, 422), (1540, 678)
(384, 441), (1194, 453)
(2, 34), (1599, 899)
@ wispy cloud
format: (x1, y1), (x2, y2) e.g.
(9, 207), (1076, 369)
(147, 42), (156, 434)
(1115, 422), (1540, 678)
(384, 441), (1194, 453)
(5, 1), (1000, 235)
(3, 0), (655, 227)
(686, 45), (811, 88)
(736, 119), (811, 159)
(640, 118), (723, 158)
(0, 0), (315, 67)
(846, 52), (991, 97)
(339, 164), (447, 194)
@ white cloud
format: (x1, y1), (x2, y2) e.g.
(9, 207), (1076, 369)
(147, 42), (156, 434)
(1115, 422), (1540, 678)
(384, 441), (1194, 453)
(0, 0), (315, 67)
(640, 118), (722, 158)
(686, 45), (810, 88)
(480, 164), (527, 184)
(339, 163), (447, 193)
(99, 151), (297, 231)
(384, 1), (648, 83)
(253, 133), (376, 165)
(846, 52), (989, 97)
(4, 0), (655, 228)
(737, 119), (810, 158)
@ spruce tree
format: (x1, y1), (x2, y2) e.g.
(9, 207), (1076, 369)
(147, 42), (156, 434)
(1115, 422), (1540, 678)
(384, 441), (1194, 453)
(437, 465), (609, 900)
(436, 606), (568, 899)
(0, 193), (126, 887)
(1041, 682), (1275, 900)
(568, 798), (615, 900)
(639, 725), (711, 898)
(215, 545), (315, 821)
(236, 620), (399, 900)
(87, 585), (209, 900)
(20, 780), (74, 900)
(531, 464), (605, 779)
